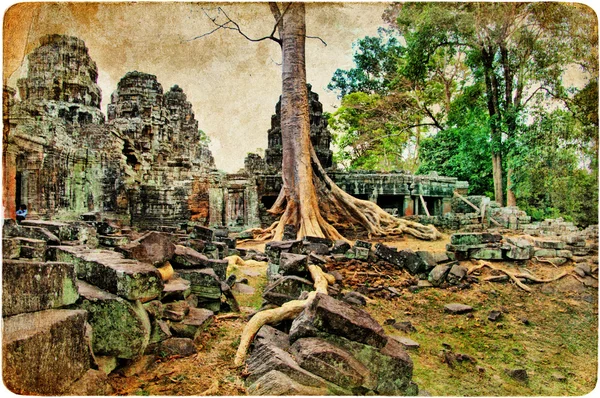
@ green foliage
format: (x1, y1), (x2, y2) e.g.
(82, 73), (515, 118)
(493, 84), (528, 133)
(328, 91), (422, 171)
(417, 87), (494, 195)
(327, 29), (403, 97)
(509, 109), (598, 226)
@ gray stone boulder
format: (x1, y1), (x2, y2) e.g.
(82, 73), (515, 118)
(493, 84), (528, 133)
(247, 370), (330, 396)
(289, 293), (387, 348)
(291, 337), (373, 390)
(2, 260), (79, 317)
(77, 280), (151, 359)
(428, 263), (452, 286)
(444, 303), (473, 314)
(446, 264), (468, 285)
(158, 337), (197, 357)
(117, 231), (176, 266)
(3, 309), (90, 394)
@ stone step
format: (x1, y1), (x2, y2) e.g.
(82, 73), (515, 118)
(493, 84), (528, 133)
(2, 260), (79, 317)
(20, 219), (73, 240)
(76, 280), (151, 359)
(55, 246), (163, 301)
(2, 309), (90, 394)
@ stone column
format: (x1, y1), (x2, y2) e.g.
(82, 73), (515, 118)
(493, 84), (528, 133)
(442, 198), (452, 215)
(403, 195), (414, 216)
(2, 145), (18, 218)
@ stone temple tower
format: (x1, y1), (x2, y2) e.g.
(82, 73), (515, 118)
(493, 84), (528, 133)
(264, 84), (333, 171)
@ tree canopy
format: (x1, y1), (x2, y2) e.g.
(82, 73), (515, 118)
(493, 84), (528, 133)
(328, 2), (598, 225)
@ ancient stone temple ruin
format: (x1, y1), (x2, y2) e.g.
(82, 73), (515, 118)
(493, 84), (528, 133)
(3, 34), (466, 230)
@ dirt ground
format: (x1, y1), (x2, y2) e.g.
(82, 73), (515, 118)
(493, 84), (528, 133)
(108, 235), (598, 396)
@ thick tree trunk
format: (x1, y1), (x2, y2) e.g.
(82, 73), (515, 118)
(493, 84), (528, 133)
(259, 3), (440, 242)
(506, 167), (516, 206)
(492, 153), (504, 206)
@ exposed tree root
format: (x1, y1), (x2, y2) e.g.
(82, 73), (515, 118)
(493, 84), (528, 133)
(243, 146), (441, 242)
(471, 261), (570, 292)
(233, 264), (330, 366)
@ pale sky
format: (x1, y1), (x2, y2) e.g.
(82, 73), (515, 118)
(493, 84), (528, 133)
(3, 2), (389, 172)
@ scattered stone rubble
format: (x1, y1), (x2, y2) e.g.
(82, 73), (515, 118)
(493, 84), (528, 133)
(1, 218), (245, 394)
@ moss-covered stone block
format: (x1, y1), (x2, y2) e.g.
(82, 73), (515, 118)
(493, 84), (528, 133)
(76, 280), (151, 359)
(177, 268), (222, 300)
(2, 260), (79, 317)
(3, 309), (90, 394)
(55, 246), (163, 301)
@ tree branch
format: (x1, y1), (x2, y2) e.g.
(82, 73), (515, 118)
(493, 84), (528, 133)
(187, 6), (283, 45)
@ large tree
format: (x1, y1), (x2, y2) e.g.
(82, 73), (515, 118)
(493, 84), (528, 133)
(200, 3), (439, 240)
(261, 2), (439, 241)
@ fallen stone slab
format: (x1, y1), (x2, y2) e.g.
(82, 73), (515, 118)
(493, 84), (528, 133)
(446, 263), (467, 285)
(245, 341), (347, 394)
(149, 319), (172, 344)
(331, 240), (351, 254)
(161, 277), (192, 301)
(279, 252), (309, 276)
(55, 246), (163, 301)
(504, 244), (532, 260)
(291, 337), (373, 390)
(20, 219), (73, 240)
(319, 334), (416, 395)
(428, 263), (452, 287)
(254, 325), (291, 351)
(533, 239), (566, 250)
(20, 226), (61, 245)
(205, 258), (228, 280)
(470, 248), (503, 260)
(289, 293), (387, 348)
(247, 369), (330, 396)
(171, 245), (209, 268)
(3, 309), (90, 395)
(163, 300), (190, 321)
(263, 275), (314, 306)
(117, 231), (176, 266)
(177, 268), (222, 301)
(401, 249), (428, 274)
(159, 337), (197, 357)
(192, 225), (214, 241)
(2, 260), (79, 317)
(444, 303), (473, 314)
(77, 280), (151, 359)
(390, 335), (420, 350)
(170, 308), (214, 338)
